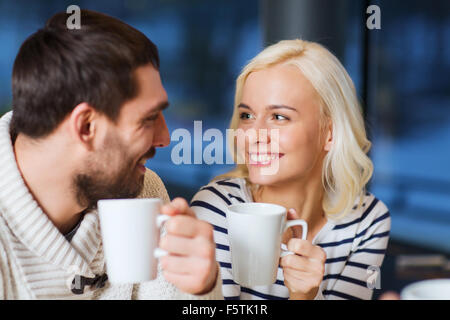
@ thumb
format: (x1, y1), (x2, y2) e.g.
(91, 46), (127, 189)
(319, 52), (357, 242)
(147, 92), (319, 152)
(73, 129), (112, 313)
(160, 197), (195, 217)
(287, 208), (300, 220)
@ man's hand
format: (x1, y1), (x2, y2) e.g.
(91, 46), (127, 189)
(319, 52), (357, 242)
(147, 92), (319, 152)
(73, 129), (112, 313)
(159, 197), (218, 295)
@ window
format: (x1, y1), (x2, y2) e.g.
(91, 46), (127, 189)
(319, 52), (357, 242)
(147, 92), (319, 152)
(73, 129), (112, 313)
(367, 0), (450, 252)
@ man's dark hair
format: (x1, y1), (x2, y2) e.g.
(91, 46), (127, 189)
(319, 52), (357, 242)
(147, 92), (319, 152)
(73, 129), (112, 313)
(10, 9), (160, 139)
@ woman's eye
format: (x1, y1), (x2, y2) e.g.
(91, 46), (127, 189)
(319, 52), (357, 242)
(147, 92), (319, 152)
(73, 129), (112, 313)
(239, 112), (254, 120)
(274, 114), (288, 121)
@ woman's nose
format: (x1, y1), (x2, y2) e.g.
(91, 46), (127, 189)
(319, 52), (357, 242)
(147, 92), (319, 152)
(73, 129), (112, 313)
(249, 120), (271, 145)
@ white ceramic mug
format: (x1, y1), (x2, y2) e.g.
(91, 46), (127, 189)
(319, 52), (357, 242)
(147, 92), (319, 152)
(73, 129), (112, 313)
(401, 279), (450, 300)
(98, 198), (169, 284)
(226, 202), (308, 287)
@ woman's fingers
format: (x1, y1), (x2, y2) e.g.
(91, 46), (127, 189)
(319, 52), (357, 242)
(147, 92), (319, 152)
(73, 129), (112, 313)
(280, 253), (309, 271)
(286, 209), (302, 237)
(283, 267), (322, 297)
(286, 238), (327, 263)
(280, 252), (325, 275)
(280, 238), (326, 299)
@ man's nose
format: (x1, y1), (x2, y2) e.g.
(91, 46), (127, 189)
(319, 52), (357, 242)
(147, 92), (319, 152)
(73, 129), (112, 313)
(153, 113), (170, 148)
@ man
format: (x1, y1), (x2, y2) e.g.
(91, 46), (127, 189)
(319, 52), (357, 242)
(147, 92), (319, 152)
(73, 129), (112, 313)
(0, 9), (222, 299)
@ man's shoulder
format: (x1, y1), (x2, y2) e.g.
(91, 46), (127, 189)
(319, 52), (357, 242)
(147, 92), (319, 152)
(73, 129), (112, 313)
(0, 209), (17, 263)
(138, 168), (170, 203)
(0, 211), (13, 299)
(0, 211), (9, 249)
(143, 168), (163, 185)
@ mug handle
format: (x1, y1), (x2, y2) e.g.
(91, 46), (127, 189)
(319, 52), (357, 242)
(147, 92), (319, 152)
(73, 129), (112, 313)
(153, 214), (171, 259)
(280, 219), (308, 257)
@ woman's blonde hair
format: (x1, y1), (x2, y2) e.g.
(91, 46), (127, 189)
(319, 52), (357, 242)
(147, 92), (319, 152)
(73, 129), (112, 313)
(216, 39), (373, 219)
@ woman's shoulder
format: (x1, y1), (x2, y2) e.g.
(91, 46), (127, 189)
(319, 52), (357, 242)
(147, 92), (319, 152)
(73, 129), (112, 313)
(191, 177), (251, 207)
(190, 177), (250, 224)
(330, 192), (391, 232)
(209, 177), (248, 190)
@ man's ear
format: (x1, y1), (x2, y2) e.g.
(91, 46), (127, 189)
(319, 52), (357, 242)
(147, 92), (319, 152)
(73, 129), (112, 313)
(68, 103), (98, 149)
(323, 119), (333, 152)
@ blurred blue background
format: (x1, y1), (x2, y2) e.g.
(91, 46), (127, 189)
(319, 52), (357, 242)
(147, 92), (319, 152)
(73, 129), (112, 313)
(0, 0), (449, 296)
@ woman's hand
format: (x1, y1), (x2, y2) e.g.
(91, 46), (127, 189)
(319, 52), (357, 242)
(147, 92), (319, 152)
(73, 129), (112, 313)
(280, 209), (326, 300)
(159, 197), (218, 295)
(280, 238), (327, 300)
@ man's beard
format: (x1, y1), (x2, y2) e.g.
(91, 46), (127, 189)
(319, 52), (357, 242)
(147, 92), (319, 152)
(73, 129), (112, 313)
(74, 161), (144, 210)
(73, 133), (155, 210)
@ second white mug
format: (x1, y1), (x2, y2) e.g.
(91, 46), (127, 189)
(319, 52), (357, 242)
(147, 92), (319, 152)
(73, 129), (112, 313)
(226, 202), (308, 287)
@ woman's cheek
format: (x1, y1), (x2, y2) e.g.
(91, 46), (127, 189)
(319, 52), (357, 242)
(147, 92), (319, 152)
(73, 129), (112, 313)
(278, 128), (299, 153)
(234, 133), (248, 164)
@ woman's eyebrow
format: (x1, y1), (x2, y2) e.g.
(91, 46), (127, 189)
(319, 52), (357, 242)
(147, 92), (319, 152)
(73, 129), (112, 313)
(237, 103), (252, 111)
(267, 104), (298, 112)
(238, 103), (298, 112)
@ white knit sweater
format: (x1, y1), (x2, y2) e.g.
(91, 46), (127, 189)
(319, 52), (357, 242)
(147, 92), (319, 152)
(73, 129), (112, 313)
(0, 111), (223, 300)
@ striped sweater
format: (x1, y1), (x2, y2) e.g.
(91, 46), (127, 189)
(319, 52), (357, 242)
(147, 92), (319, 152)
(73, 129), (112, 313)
(0, 111), (223, 300)
(191, 178), (391, 300)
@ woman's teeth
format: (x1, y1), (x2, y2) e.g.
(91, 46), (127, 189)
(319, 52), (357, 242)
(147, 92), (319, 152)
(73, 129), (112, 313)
(250, 153), (278, 163)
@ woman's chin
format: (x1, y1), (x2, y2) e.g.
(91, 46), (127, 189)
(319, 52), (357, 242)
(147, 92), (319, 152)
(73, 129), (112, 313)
(248, 171), (280, 186)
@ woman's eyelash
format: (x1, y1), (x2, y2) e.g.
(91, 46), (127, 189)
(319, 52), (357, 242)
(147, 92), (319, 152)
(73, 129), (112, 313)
(239, 112), (253, 119)
(239, 113), (289, 121)
(274, 114), (289, 120)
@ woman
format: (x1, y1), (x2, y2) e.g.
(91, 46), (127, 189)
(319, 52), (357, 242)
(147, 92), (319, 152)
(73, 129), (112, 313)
(190, 39), (390, 300)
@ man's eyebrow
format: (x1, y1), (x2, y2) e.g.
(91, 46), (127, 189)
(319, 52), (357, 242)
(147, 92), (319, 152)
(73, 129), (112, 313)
(238, 103), (297, 112)
(144, 101), (169, 116)
(154, 101), (170, 112)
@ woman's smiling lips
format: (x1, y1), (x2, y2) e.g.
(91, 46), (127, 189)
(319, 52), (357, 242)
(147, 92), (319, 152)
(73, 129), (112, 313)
(248, 152), (284, 166)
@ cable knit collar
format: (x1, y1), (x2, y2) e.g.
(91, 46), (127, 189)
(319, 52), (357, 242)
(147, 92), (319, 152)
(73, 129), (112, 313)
(0, 111), (100, 278)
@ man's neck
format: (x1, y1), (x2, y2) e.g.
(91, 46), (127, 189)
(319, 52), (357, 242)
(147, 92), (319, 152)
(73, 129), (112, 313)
(13, 133), (85, 234)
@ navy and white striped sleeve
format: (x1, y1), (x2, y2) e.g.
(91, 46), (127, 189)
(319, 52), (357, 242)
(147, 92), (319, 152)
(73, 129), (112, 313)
(324, 199), (391, 300)
(190, 183), (242, 299)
